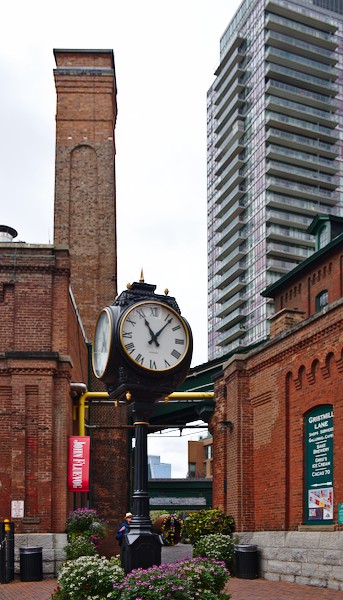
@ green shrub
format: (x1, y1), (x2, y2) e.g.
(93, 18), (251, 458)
(54, 555), (123, 599)
(185, 509), (235, 544)
(193, 533), (235, 565)
(64, 536), (97, 560)
(65, 507), (107, 550)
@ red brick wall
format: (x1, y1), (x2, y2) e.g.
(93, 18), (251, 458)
(274, 249), (343, 318)
(213, 299), (343, 532)
(0, 244), (89, 532)
(53, 49), (117, 340)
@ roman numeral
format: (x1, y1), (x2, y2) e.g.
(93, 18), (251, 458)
(125, 343), (135, 354)
(126, 317), (136, 327)
(150, 360), (157, 369)
(172, 325), (181, 331)
(171, 349), (181, 360)
(164, 359), (171, 368)
(122, 331), (132, 338)
(175, 338), (184, 345)
(150, 307), (158, 317)
(164, 313), (173, 322)
(135, 354), (144, 365)
(137, 308), (146, 319)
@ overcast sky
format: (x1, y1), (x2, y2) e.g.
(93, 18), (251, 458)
(1, 0), (241, 477)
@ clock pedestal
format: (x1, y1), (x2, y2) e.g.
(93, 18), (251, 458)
(92, 278), (193, 573)
(121, 401), (162, 573)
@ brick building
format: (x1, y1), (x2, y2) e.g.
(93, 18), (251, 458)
(0, 231), (89, 534)
(188, 434), (213, 478)
(211, 214), (343, 588)
(0, 50), (127, 572)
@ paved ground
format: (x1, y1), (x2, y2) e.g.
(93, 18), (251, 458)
(1, 544), (342, 599)
(1, 576), (343, 600)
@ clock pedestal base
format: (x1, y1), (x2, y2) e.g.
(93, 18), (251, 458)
(121, 529), (162, 574)
(120, 401), (162, 573)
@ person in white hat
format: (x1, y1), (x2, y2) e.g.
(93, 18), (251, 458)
(116, 512), (133, 544)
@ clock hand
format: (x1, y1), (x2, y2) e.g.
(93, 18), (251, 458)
(144, 318), (160, 347)
(154, 318), (173, 340)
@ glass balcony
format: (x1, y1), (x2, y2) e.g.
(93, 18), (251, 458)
(266, 144), (338, 174)
(214, 77), (245, 123)
(215, 245), (246, 276)
(215, 98), (245, 146)
(216, 291), (247, 318)
(215, 168), (246, 202)
(265, 111), (339, 143)
(266, 208), (312, 229)
(266, 257), (300, 273)
(215, 120), (245, 160)
(265, 63), (338, 96)
(266, 176), (339, 204)
(217, 275), (246, 305)
(265, 128), (338, 158)
(215, 155), (244, 187)
(265, 95), (338, 128)
(216, 229), (248, 262)
(265, 30), (338, 64)
(216, 197), (247, 233)
(266, 160), (338, 189)
(216, 323), (246, 346)
(265, 12), (338, 50)
(217, 215), (247, 245)
(266, 224), (314, 246)
(265, 0), (337, 33)
(215, 184), (246, 220)
(266, 79), (337, 111)
(214, 45), (246, 92)
(266, 241), (313, 260)
(215, 62), (245, 110)
(215, 307), (246, 332)
(266, 191), (341, 216)
(266, 47), (339, 80)
(217, 260), (246, 290)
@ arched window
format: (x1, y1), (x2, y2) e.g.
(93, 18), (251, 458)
(316, 290), (328, 312)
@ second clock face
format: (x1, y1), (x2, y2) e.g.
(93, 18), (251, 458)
(119, 301), (189, 372)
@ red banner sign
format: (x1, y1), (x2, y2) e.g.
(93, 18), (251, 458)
(68, 436), (90, 492)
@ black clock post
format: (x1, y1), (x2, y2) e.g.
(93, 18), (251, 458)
(92, 277), (193, 573)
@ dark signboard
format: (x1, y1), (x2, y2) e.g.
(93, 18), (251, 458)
(305, 406), (333, 525)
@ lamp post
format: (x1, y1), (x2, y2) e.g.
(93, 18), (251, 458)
(121, 400), (162, 573)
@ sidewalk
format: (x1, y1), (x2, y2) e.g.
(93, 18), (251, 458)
(1, 576), (343, 600)
(1, 544), (342, 599)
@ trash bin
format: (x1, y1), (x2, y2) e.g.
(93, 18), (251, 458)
(234, 544), (259, 579)
(19, 547), (43, 582)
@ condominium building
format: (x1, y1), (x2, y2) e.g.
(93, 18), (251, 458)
(207, 0), (343, 359)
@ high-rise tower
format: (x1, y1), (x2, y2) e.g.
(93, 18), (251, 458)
(207, 0), (343, 359)
(54, 49), (117, 339)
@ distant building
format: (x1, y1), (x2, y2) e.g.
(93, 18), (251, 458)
(188, 433), (213, 478)
(207, 0), (343, 359)
(148, 455), (172, 479)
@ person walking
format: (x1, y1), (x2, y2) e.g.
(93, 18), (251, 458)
(116, 512), (132, 545)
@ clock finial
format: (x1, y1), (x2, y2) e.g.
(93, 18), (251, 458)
(139, 268), (144, 283)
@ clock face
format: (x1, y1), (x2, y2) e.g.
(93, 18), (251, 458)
(119, 301), (190, 372)
(92, 308), (112, 378)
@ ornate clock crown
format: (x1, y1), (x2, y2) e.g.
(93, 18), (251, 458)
(115, 275), (181, 314)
